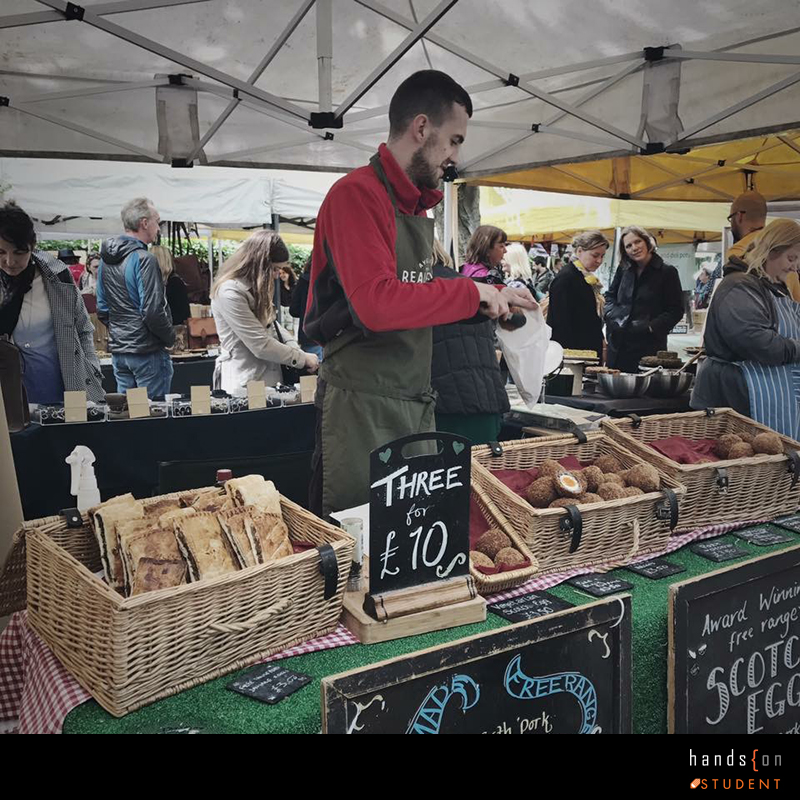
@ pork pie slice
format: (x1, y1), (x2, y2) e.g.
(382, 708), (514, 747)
(174, 512), (239, 582)
(244, 512), (293, 563)
(93, 500), (144, 591)
(225, 475), (283, 518)
(130, 558), (187, 596)
(87, 492), (135, 526)
(180, 486), (219, 508)
(217, 506), (259, 568)
(142, 497), (182, 517)
(122, 526), (184, 595)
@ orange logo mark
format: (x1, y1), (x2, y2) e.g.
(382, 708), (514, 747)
(691, 780), (702, 789)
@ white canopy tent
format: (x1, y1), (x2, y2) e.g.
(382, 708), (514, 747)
(0, 156), (336, 240)
(1, 0), (799, 185)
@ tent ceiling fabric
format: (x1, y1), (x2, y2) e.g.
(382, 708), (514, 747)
(1, 0), (800, 180)
(469, 129), (800, 202)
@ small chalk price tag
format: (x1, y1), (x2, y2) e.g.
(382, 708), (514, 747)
(126, 387), (150, 419)
(567, 574), (633, 597)
(227, 663), (311, 705)
(733, 526), (794, 547)
(190, 385), (211, 416)
(625, 558), (686, 580)
(690, 539), (749, 563)
(490, 591), (574, 622)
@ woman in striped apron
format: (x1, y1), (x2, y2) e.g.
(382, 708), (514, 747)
(692, 219), (800, 437)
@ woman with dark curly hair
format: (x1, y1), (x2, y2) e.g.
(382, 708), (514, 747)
(0, 201), (104, 404)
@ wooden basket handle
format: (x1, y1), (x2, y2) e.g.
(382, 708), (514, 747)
(205, 597), (292, 635)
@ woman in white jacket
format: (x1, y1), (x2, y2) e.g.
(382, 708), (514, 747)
(210, 231), (319, 396)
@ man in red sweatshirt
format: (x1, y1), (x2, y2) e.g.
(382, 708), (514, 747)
(305, 70), (536, 516)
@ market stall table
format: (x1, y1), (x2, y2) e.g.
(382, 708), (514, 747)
(3, 521), (796, 734)
(10, 403), (316, 519)
(544, 392), (692, 416)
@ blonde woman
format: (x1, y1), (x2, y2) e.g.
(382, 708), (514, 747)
(547, 230), (609, 358)
(503, 242), (536, 295)
(692, 219), (800, 436)
(210, 231), (318, 396)
(151, 244), (190, 325)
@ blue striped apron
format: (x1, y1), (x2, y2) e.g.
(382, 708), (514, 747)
(738, 294), (800, 439)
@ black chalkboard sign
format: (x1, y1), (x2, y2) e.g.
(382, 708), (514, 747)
(322, 596), (632, 734)
(625, 558), (686, 580)
(690, 539), (749, 563)
(227, 663), (311, 704)
(670, 545), (800, 734)
(773, 514), (800, 534)
(734, 526), (795, 547)
(490, 591), (574, 622)
(568, 574), (633, 597)
(369, 432), (471, 595)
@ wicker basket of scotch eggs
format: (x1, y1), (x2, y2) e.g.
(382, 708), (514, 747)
(602, 408), (800, 530)
(471, 433), (686, 574)
(24, 475), (354, 717)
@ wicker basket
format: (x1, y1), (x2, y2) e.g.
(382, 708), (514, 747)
(602, 408), (800, 530)
(0, 514), (101, 618)
(25, 492), (354, 717)
(470, 483), (540, 595)
(472, 433), (687, 574)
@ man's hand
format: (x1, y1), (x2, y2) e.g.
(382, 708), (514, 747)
(500, 285), (538, 310)
(476, 282), (510, 319)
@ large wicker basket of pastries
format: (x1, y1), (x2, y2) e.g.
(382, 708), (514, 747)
(25, 476), (354, 717)
(602, 408), (800, 530)
(471, 433), (686, 574)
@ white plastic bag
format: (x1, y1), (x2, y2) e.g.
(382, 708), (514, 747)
(496, 308), (552, 409)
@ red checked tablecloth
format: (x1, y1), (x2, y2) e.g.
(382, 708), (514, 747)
(0, 519), (762, 733)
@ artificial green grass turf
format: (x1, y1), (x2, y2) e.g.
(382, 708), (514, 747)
(63, 527), (800, 734)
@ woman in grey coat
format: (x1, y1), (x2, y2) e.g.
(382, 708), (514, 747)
(0, 202), (104, 403)
(691, 219), (800, 437)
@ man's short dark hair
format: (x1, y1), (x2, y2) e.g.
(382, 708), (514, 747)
(0, 201), (36, 251)
(533, 256), (547, 267)
(389, 70), (472, 138)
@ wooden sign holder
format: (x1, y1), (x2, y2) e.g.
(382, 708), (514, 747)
(341, 557), (485, 645)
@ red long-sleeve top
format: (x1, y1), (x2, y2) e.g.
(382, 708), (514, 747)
(304, 144), (479, 344)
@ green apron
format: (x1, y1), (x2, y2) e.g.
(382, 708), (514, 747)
(319, 154), (436, 516)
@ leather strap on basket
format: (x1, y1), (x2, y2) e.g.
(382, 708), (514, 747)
(625, 413), (642, 429)
(488, 441), (503, 457)
(655, 488), (679, 530)
(317, 543), (339, 600)
(787, 450), (800, 489)
(570, 425), (588, 444)
(60, 507), (83, 528)
(559, 504), (583, 553)
(714, 467), (729, 494)
(705, 408), (717, 416)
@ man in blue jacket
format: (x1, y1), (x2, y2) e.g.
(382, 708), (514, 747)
(98, 197), (175, 397)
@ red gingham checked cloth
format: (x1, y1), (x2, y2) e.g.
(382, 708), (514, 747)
(0, 613), (357, 735)
(0, 519), (766, 734)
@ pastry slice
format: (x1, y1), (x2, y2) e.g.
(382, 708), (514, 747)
(88, 492), (135, 525)
(225, 475), (283, 517)
(244, 512), (293, 563)
(157, 506), (196, 527)
(93, 499), (144, 591)
(174, 512), (239, 582)
(122, 525), (184, 595)
(143, 497), (182, 517)
(116, 517), (159, 595)
(218, 506), (259, 568)
(180, 486), (219, 508)
(191, 491), (229, 513)
(130, 558), (187, 596)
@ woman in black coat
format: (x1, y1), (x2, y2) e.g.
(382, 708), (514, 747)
(604, 226), (684, 373)
(546, 230), (609, 358)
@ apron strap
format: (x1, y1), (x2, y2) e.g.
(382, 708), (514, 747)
(369, 153), (400, 214)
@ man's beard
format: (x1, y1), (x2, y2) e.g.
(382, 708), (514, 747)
(408, 136), (441, 190)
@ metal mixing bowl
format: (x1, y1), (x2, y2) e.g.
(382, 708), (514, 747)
(646, 370), (693, 397)
(597, 372), (652, 398)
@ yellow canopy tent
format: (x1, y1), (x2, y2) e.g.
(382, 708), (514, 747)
(479, 187), (729, 245)
(210, 228), (314, 246)
(468, 130), (800, 204)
